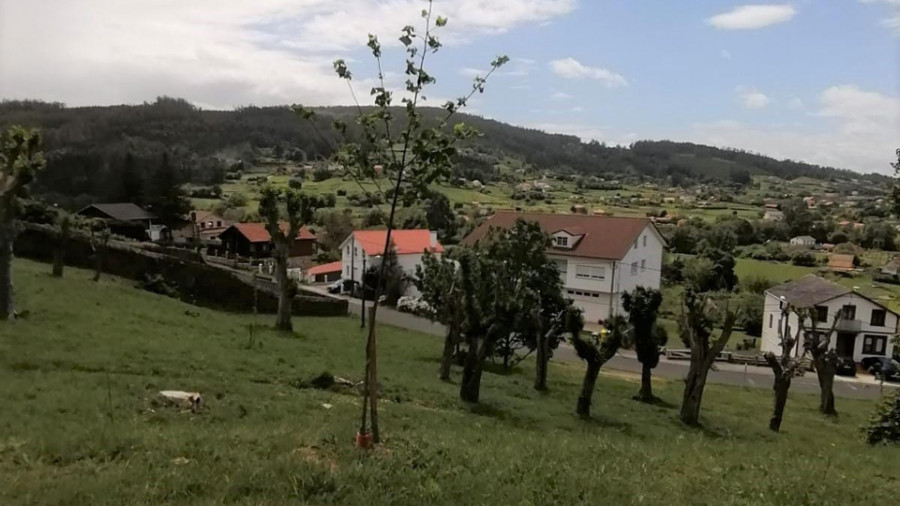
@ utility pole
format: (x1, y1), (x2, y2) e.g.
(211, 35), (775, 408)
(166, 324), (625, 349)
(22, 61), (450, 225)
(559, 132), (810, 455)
(360, 254), (367, 328)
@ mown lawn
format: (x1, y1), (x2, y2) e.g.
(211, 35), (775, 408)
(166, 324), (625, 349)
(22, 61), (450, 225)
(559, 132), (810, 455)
(2, 259), (897, 505)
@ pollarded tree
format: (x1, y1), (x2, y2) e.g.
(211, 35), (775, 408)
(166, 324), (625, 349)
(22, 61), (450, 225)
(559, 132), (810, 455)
(455, 218), (566, 402)
(622, 287), (664, 403)
(51, 212), (73, 278)
(763, 302), (808, 432)
(572, 314), (628, 418)
(415, 250), (463, 381)
(0, 126), (45, 320)
(295, 0), (507, 443)
(679, 289), (738, 426)
(800, 310), (842, 416)
(258, 187), (320, 332)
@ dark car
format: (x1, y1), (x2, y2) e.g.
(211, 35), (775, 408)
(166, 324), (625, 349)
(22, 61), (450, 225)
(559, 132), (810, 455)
(835, 356), (857, 377)
(865, 357), (900, 381)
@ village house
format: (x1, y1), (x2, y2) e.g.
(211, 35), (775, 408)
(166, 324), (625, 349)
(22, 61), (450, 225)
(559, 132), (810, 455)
(217, 222), (317, 266)
(77, 203), (162, 241)
(763, 209), (784, 222)
(174, 210), (231, 244)
(827, 254), (856, 272)
(761, 275), (898, 364)
(305, 261), (343, 283)
(881, 257), (900, 277)
(789, 235), (816, 248)
(462, 211), (665, 324)
(340, 229), (444, 296)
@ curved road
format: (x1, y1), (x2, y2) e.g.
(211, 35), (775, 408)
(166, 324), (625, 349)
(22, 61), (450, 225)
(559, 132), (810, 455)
(342, 296), (898, 400)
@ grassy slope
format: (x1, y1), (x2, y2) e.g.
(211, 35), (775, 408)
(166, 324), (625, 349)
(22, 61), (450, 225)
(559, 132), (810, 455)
(2, 259), (898, 505)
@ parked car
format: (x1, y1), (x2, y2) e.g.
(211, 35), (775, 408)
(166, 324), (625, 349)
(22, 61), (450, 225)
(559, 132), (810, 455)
(835, 356), (856, 377)
(865, 357), (900, 381)
(327, 279), (351, 294)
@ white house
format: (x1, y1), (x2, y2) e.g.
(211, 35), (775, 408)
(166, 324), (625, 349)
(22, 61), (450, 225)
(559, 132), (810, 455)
(761, 275), (898, 364)
(463, 211), (665, 324)
(340, 229), (443, 296)
(789, 235), (816, 248)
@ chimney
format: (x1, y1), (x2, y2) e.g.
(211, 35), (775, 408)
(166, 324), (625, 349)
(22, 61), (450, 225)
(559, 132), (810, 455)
(429, 231), (438, 247)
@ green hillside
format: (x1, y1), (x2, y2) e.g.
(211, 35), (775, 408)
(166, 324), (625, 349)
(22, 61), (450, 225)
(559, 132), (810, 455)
(1, 258), (897, 505)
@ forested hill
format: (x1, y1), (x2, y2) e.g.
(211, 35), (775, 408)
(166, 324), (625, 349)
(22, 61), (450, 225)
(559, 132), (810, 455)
(0, 97), (885, 208)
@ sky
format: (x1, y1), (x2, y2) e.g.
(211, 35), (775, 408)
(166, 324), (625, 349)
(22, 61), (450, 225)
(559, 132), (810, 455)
(1, 0), (898, 174)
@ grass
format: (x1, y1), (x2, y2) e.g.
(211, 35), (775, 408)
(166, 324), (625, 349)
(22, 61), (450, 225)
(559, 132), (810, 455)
(2, 258), (898, 505)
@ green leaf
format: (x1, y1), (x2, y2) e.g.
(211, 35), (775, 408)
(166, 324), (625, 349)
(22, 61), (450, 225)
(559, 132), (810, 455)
(435, 16), (447, 27)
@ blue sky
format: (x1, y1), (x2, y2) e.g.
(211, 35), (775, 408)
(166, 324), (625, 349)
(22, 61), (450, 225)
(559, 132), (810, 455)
(1, 1), (898, 173)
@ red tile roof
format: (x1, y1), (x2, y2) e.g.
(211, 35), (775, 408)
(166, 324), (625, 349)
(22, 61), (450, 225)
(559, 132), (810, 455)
(306, 261), (343, 276)
(462, 211), (655, 260)
(352, 229), (443, 256)
(231, 222), (316, 243)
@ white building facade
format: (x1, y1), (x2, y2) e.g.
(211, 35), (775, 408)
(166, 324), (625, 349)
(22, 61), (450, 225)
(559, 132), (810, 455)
(464, 212), (665, 324)
(761, 276), (898, 363)
(340, 229), (443, 297)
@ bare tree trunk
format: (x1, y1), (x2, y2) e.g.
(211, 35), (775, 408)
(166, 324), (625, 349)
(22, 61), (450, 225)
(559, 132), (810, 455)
(0, 229), (14, 320)
(769, 376), (791, 432)
(534, 328), (549, 391)
(460, 336), (487, 403)
(52, 248), (64, 277)
(813, 353), (838, 416)
(439, 325), (456, 381)
(680, 359), (710, 426)
(273, 243), (292, 332)
(638, 363), (653, 402)
(576, 360), (601, 417)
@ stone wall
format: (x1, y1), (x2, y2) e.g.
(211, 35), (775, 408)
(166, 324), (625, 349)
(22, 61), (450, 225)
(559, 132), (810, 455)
(14, 224), (348, 317)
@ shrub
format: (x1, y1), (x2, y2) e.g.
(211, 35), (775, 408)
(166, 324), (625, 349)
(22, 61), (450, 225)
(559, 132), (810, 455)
(288, 178), (303, 190)
(791, 251), (817, 266)
(396, 296), (435, 318)
(864, 390), (900, 445)
(322, 193), (337, 208)
(225, 192), (249, 209)
(312, 166), (331, 182)
(336, 189), (347, 197)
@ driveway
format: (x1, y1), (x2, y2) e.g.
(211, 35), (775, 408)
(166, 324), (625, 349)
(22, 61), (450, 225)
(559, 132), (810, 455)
(325, 292), (897, 400)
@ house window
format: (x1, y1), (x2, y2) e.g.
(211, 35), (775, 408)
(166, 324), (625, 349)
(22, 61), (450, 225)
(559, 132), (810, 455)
(769, 314), (773, 329)
(556, 260), (568, 275)
(556, 236), (568, 247)
(575, 265), (605, 280)
(200, 222), (206, 229)
(633, 240), (637, 250)
(862, 335), (887, 355)
(871, 309), (886, 327)
(346, 246), (350, 255)
(216, 221), (222, 227)
(815, 306), (828, 323)
(643, 235), (647, 247)
(841, 305), (856, 320)
(631, 262), (638, 275)
(640, 259), (646, 272)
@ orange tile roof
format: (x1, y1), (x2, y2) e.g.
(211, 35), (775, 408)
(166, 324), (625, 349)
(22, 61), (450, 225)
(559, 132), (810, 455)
(352, 229), (443, 256)
(462, 211), (654, 260)
(232, 222), (316, 243)
(306, 261), (343, 276)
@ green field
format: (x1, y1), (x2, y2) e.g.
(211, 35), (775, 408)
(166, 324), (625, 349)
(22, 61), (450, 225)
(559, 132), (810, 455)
(198, 166), (768, 222)
(2, 258), (898, 505)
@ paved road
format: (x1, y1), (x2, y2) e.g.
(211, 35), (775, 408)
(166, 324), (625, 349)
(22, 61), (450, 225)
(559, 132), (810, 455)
(337, 294), (897, 400)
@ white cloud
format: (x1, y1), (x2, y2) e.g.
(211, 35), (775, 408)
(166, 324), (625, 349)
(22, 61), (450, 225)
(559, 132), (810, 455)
(548, 58), (627, 87)
(688, 85), (900, 174)
(860, 0), (900, 35)
(736, 86), (771, 109)
(720, 49), (733, 60)
(0, 0), (574, 108)
(707, 4), (796, 30)
(551, 91), (573, 100)
(787, 97), (805, 109)
(459, 67), (486, 78)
